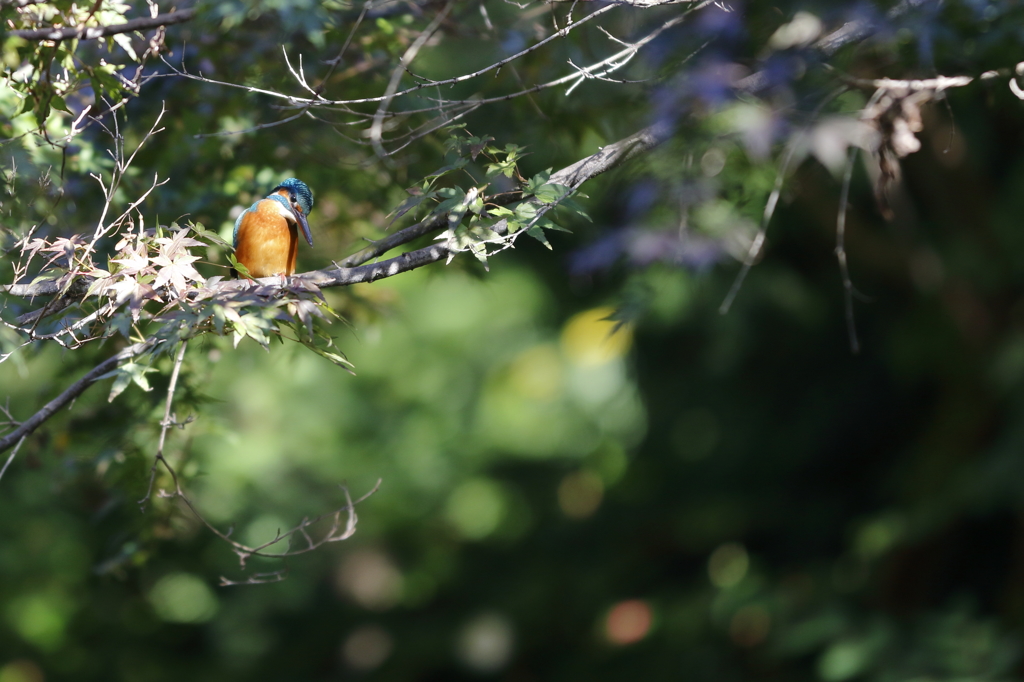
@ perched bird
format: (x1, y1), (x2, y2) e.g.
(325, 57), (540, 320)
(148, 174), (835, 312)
(232, 178), (315, 278)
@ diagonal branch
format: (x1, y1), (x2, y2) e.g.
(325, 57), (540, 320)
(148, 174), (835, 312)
(0, 338), (160, 457)
(297, 121), (671, 288)
(9, 8), (196, 42)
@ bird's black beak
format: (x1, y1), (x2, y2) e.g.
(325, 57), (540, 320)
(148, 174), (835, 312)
(293, 207), (313, 246)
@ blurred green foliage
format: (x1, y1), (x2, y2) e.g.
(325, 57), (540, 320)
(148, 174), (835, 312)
(4, 1), (1024, 681)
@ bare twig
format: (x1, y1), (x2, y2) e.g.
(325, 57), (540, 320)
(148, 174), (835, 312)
(370, 2), (454, 158)
(148, 454), (382, 572)
(139, 339), (188, 507)
(0, 436), (25, 484)
(164, 2), (625, 109)
(718, 139), (802, 315)
(838, 74), (974, 92)
(719, 84), (851, 314)
(836, 147), (860, 354)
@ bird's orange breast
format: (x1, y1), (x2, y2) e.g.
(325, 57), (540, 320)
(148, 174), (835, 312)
(234, 200), (298, 278)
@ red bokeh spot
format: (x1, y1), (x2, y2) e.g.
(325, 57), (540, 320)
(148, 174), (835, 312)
(604, 599), (652, 645)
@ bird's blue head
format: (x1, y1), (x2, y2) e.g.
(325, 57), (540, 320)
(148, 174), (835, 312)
(274, 178), (314, 216)
(272, 178), (315, 246)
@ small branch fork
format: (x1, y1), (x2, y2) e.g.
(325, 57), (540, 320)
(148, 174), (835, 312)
(138, 339), (189, 507)
(165, 0), (699, 156)
(129, 338), (381, 585)
(153, 462), (381, 586)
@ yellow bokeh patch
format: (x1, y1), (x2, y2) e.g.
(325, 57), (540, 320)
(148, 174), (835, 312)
(560, 307), (632, 367)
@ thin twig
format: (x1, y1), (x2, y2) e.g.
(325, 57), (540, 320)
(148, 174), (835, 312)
(139, 339), (188, 507)
(165, 2), (624, 109)
(0, 436), (25, 484)
(371, 2), (453, 159)
(719, 86), (849, 314)
(151, 457), (382, 571)
(719, 140), (801, 315)
(836, 146), (860, 354)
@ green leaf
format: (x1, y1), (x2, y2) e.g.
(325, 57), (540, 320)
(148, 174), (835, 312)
(514, 203), (538, 221)
(524, 170), (553, 195)
(556, 196), (592, 222)
(426, 158), (468, 178)
(191, 222), (231, 248)
(526, 225), (553, 250)
(228, 254), (250, 279)
(533, 183), (572, 204)
(387, 191), (435, 224)
(50, 96), (71, 114)
(536, 216), (571, 233)
(107, 371), (132, 402)
(103, 362), (155, 402)
(110, 313), (132, 340)
(239, 314), (272, 348)
(433, 187), (468, 220)
(485, 157), (519, 179)
(436, 187), (466, 200)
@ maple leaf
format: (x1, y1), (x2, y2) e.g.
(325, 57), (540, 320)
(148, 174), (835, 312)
(154, 230), (204, 260)
(151, 251), (204, 294)
(111, 242), (150, 275)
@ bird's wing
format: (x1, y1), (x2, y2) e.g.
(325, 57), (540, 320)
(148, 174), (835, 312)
(233, 201), (260, 248)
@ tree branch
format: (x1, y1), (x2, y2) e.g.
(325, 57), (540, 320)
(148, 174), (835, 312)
(9, 8), (196, 42)
(3, 122), (673, 304)
(296, 121), (671, 288)
(0, 338), (159, 457)
(2, 277), (88, 298)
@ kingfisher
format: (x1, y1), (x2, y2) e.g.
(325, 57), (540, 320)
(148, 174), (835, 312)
(233, 178), (315, 278)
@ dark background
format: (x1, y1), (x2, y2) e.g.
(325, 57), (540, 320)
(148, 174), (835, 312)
(3, 1), (1024, 680)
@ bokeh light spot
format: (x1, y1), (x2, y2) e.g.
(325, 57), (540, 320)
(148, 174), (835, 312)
(456, 612), (515, 673)
(508, 344), (563, 400)
(445, 478), (507, 540)
(342, 624), (394, 670)
(0, 660), (44, 682)
(708, 542), (749, 588)
(701, 148), (727, 177)
(558, 470), (604, 519)
(5, 594), (69, 651)
(854, 514), (905, 560)
(769, 10), (823, 49)
(243, 514), (290, 553)
(148, 573), (218, 624)
(336, 548), (403, 611)
(729, 605), (771, 647)
(604, 599), (653, 645)
(818, 639), (874, 681)
(561, 307), (632, 367)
